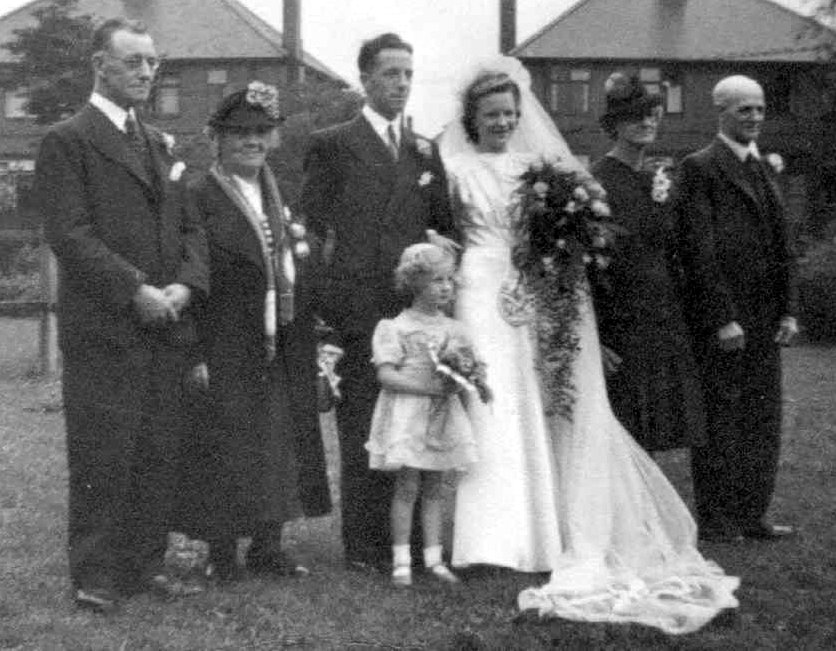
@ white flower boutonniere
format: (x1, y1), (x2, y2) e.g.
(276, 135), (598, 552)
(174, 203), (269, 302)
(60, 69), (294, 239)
(651, 165), (673, 204)
(765, 153), (784, 174)
(162, 132), (176, 157)
(169, 161), (187, 182)
(418, 171), (434, 187)
(415, 137), (433, 159)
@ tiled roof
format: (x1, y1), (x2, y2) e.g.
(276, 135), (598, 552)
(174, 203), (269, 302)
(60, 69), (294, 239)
(512, 0), (836, 62)
(0, 0), (346, 82)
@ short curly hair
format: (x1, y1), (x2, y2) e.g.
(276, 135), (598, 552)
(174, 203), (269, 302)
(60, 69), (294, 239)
(461, 72), (521, 144)
(394, 243), (455, 295)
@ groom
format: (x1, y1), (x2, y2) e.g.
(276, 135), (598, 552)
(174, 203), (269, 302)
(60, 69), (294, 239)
(301, 33), (457, 570)
(676, 75), (798, 543)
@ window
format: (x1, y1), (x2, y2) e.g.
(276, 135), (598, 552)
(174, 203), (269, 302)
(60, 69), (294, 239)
(549, 67), (590, 115)
(639, 67), (683, 115)
(763, 73), (792, 115)
(207, 69), (229, 106)
(3, 87), (34, 119)
(154, 76), (180, 116)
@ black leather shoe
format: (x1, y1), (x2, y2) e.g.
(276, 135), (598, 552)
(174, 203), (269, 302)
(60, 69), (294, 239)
(247, 550), (310, 577)
(74, 588), (121, 614)
(741, 522), (796, 540)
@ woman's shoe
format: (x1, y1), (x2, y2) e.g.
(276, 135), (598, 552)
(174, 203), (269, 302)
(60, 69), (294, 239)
(391, 565), (412, 587)
(427, 563), (460, 584)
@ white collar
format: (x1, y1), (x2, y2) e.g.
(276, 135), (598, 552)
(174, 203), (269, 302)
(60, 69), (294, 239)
(718, 133), (760, 162)
(89, 92), (136, 133)
(362, 104), (402, 146)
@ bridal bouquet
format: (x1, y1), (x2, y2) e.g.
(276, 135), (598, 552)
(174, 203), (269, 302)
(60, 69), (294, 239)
(510, 160), (618, 418)
(428, 339), (492, 404)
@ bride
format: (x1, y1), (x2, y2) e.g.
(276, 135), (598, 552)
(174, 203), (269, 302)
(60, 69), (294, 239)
(440, 57), (739, 635)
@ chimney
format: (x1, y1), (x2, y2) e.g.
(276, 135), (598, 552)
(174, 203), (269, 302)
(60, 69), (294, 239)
(499, 0), (516, 54)
(284, 0), (303, 84)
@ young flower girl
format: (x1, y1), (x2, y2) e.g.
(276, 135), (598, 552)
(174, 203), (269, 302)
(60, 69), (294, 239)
(365, 243), (479, 586)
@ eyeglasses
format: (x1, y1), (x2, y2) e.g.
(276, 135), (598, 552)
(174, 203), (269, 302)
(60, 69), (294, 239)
(104, 52), (161, 71)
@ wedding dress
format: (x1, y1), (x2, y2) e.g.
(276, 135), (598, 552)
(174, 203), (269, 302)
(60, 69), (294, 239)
(442, 57), (739, 635)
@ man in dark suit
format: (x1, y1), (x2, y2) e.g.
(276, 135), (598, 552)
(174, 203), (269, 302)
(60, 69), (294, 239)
(34, 18), (208, 612)
(677, 75), (798, 543)
(300, 33), (457, 571)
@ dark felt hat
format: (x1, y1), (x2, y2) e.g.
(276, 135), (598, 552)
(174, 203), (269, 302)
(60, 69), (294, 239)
(599, 72), (663, 134)
(208, 81), (283, 130)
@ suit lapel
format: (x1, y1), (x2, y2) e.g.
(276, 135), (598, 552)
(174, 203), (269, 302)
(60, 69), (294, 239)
(206, 174), (267, 275)
(83, 105), (156, 192)
(344, 115), (397, 183)
(710, 138), (761, 210)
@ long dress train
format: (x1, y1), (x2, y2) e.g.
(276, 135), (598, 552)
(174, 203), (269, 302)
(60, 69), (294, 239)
(447, 151), (739, 635)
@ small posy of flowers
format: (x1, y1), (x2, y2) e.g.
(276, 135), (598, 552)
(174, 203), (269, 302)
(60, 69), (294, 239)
(246, 81), (281, 120)
(283, 206), (310, 259)
(428, 339), (492, 404)
(418, 171), (434, 187)
(415, 137), (433, 159)
(651, 164), (672, 203)
(765, 152), (784, 174)
(160, 133), (186, 181)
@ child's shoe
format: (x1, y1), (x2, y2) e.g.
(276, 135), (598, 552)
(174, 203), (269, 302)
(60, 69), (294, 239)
(391, 565), (412, 587)
(427, 563), (460, 584)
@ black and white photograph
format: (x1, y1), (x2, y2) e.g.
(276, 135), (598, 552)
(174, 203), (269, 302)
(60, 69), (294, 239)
(0, 0), (834, 648)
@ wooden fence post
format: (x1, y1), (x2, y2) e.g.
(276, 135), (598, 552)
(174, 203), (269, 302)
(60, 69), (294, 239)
(38, 239), (60, 376)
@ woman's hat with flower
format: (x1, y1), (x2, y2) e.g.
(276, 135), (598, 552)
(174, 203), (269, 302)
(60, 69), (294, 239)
(599, 72), (663, 135)
(208, 80), (283, 130)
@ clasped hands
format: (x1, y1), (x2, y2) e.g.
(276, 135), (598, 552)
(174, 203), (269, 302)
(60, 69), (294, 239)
(717, 316), (798, 351)
(132, 282), (191, 326)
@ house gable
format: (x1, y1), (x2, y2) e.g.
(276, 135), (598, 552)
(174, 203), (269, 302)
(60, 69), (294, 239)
(512, 0), (834, 62)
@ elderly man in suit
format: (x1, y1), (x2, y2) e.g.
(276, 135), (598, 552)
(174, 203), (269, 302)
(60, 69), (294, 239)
(34, 18), (208, 612)
(677, 75), (798, 543)
(301, 32), (457, 572)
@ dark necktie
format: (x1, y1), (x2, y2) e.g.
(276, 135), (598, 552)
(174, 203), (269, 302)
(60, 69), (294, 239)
(386, 123), (399, 161)
(744, 154), (769, 207)
(125, 113), (155, 180)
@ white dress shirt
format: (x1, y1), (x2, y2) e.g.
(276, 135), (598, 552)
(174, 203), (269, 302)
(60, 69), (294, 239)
(362, 104), (402, 150)
(89, 92), (137, 133)
(718, 132), (760, 162)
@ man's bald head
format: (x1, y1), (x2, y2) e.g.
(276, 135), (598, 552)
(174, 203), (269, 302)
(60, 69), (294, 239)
(713, 75), (766, 144)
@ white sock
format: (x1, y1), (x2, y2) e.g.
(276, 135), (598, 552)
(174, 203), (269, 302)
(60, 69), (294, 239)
(392, 544), (411, 568)
(423, 545), (443, 568)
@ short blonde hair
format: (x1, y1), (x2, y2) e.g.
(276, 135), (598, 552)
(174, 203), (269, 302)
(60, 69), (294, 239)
(394, 243), (455, 295)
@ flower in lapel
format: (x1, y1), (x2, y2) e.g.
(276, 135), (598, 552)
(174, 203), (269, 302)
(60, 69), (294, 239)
(765, 153), (784, 174)
(651, 164), (673, 203)
(159, 131), (187, 181)
(418, 171), (434, 187)
(415, 136), (433, 159)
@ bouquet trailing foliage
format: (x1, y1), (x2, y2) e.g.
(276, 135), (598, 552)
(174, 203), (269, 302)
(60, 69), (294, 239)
(510, 160), (617, 418)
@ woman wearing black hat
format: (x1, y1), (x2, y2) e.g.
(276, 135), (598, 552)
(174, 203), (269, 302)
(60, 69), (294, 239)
(591, 73), (706, 453)
(180, 82), (331, 581)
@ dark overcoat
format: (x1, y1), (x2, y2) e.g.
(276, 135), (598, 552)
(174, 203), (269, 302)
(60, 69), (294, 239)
(300, 114), (456, 562)
(591, 156), (706, 451)
(35, 104), (209, 592)
(676, 137), (798, 533)
(181, 171), (331, 542)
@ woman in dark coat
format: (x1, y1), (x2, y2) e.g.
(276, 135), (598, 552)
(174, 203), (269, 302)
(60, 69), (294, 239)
(182, 82), (331, 580)
(591, 73), (706, 452)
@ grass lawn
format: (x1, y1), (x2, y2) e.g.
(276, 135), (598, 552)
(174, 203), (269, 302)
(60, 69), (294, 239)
(0, 317), (834, 650)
